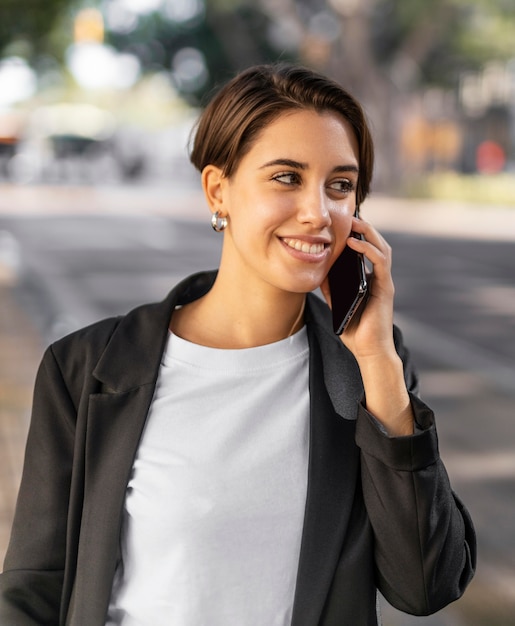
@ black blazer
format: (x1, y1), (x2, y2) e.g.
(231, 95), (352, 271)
(0, 271), (475, 625)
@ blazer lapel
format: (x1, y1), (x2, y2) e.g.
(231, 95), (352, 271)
(291, 296), (364, 626)
(72, 388), (156, 622)
(69, 271), (218, 623)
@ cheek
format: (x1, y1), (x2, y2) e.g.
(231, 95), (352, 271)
(244, 194), (295, 229)
(330, 206), (354, 251)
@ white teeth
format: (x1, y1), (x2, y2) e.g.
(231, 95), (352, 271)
(284, 238), (325, 254)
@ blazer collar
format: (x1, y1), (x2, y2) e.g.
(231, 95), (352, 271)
(92, 270), (362, 419)
(92, 271), (217, 392)
(304, 292), (363, 420)
(291, 332), (361, 625)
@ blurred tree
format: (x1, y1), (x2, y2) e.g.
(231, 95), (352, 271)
(1, 0), (513, 184)
(369, 0), (515, 89)
(0, 0), (71, 59)
(102, 0), (515, 186)
(104, 0), (295, 106)
(3, 0), (512, 101)
(282, 0), (515, 189)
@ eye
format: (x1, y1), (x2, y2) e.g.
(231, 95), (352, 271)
(328, 178), (356, 194)
(272, 171), (301, 186)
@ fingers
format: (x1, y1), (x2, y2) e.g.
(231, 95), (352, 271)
(346, 217), (392, 277)
(333, 216), (397, 358)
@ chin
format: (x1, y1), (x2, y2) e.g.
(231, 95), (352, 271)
(262, 264), (326, 295)
(282, 275), (324, 295)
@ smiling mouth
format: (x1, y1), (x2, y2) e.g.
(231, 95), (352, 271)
(282, 238), (327, 255)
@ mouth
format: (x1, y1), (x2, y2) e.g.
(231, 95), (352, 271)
(281, 237), (328, 255)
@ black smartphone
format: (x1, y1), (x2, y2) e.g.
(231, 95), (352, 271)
(328, 210), (368, 335)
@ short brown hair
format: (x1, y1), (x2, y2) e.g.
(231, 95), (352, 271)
(190, 63), (374, 206)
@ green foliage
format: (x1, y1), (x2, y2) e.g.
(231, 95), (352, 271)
(0, 0), (71, 59)
(454, 1), (515, 66)
(105, 0), (294, 105)
(1, 0), (513, 99)
(370, 0), (515, 87)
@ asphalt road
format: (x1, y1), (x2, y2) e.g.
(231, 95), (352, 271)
(1, 190), (514, 625)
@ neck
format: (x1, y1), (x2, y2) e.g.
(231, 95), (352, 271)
(171, 272), (307, 349)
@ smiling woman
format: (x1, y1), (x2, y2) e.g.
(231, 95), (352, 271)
(0, 63), (476, 626)
(186, 108), (360, 335)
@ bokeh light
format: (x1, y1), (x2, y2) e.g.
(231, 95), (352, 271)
(66, 43), (141, 90)
(0, 58), (37, 107)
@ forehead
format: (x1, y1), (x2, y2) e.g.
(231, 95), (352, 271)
(245, 109), (359, 164)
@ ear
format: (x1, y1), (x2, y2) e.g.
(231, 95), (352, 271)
(201, 165), (227, 215)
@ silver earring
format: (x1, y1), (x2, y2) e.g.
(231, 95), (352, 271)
(211, 211), (228, 232)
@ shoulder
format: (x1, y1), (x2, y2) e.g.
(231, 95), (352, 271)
(50, 315), (122, 369)
(36, 316), (125, 404)
(45, 270), (218, 394)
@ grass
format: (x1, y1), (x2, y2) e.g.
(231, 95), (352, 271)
(402, 172), (515, 206)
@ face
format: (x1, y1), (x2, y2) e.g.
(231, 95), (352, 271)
(205, 109), (360, 296)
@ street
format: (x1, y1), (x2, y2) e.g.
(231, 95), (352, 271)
(0, 186), (514, 625)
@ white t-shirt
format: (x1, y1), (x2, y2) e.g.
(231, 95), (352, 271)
(106, 327), (310, 626)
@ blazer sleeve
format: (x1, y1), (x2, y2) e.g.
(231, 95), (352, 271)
(0, 345), (76, 625)
(355, 331), (476, 616)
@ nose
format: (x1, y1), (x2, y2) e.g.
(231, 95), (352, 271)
(297, 186), (332, 228)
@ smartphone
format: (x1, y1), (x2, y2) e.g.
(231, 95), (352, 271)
(328, 209), (368, 335)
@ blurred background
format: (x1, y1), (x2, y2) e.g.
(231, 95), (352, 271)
(0, 1), (514, 625)
(0, 0), (514, 193)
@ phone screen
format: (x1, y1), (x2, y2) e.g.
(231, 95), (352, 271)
(327, 231), (368, 335)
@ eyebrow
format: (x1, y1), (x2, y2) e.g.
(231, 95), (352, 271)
(260, 158), (359, 174)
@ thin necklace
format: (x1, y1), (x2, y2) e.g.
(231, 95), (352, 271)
(288, 300), (306, 337)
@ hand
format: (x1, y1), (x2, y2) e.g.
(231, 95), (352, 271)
(321, 216), (414, 435)
(320, 215), (396, 363)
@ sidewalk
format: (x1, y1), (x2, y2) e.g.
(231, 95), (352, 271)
(365, 194), (515, 242)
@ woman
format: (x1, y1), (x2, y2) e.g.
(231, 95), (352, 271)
(0, 64), (475, 625)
